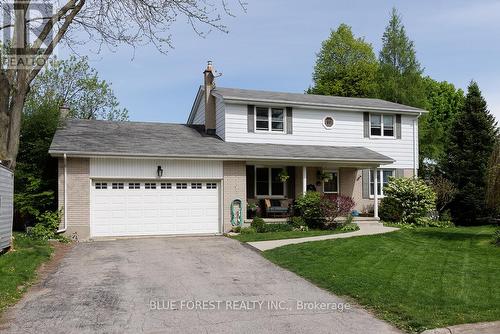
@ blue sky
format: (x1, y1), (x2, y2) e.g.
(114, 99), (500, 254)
(62, 0), (500, 123)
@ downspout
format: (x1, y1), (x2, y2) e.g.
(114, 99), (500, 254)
(57, 153), (67, 233)
(413, 112), (422, 177)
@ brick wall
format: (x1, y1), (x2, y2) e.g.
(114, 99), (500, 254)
(223, 161), (246, 232)
(58, 158), (90, 240)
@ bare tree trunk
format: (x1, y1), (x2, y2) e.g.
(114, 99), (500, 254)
(0, 69), (29, 170)
(0, 72), (12, 164)
(7, 89), (28, 169)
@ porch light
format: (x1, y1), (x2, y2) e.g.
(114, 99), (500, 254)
(157, 165), (163, 178)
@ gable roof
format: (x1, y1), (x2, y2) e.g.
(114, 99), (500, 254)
(212, 87), (426, 114)
(49, 119), (394, 165)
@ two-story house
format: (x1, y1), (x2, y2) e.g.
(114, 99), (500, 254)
(49, 62), (426, 240)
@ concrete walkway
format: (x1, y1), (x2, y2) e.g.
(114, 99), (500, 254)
(248, 223), (399, 251)
(421, 321), (500, 334)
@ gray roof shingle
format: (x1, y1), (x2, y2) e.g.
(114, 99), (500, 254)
(49, 119), (394, 164)
(213, 87), (426, 113)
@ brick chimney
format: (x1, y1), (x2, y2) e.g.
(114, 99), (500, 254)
(203, 61), (216, 135)
(59, 104), (70, 119)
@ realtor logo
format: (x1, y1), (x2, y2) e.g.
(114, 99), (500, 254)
(1, 1), (57, 69)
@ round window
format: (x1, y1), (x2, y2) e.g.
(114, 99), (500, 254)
(323, 116), (335, 129)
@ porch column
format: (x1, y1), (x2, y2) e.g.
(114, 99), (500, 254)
(373, 167), (379, 219)
(302, 166), (307, 194)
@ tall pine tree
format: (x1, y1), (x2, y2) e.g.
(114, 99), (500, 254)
(378, 8), (426, 108)
(485, 136), (500, 216)
(443, 81), (498, 225)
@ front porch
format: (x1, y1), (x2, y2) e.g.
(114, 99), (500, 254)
(245, 164), (390, 220)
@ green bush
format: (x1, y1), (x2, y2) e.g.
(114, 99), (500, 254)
(295, 192), (325, 228)
(414, 217), (454, 228)
(439, 210), (452, 222)
(232, 226), (241, 233)
(240, 227), (256, 234)
(380, 177), (436, 225)
(251, 217), (266, 233)
(261, 224), (293, 233)
(340, 223), (359, 232)
(379, 197), (402, 223)
(28, 210), (64, 240)
(289, 216), (306, 228)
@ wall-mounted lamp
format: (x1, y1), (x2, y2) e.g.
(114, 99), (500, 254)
(157, 165), (163, 178)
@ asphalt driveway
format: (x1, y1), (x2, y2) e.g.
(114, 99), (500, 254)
(0, 236), (400, 334)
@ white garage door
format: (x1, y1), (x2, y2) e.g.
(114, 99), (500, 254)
(90, 180), (220, 237)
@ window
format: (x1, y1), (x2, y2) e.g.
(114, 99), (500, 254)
(95, 182), (107, 189)
(369, 169), (395, 197)
(206, 183), (217, 189)
(323, 116), (335, 129)
(383, 115), (394, 136)
(256, 107), (269, 131)
(128, 183), (140, 189)
(271, 108), (284, 131)
(370, 114), (395, 137)
(145, 183), (157, 189)
(160, 183), (172, 189)
(323, 171), (339, 193)
(112, 182), (124, 189)
(256, 167), (285, 197)
(176, 183), (187, 189)
(255, 107), (285, 132)
(191, 183), (202, 189)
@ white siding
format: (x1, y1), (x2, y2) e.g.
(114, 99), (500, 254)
(224, 103), (418, 169)
(0, 165), (13, 250)
(90, 158), (223, 179)
(191, 96), (225, 139)
(192, 99), (205, 125)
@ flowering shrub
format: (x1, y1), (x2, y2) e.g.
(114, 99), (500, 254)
(380, 177), (436, 225)
(295, 192), (355, 228)
(322, 194), (355, 226)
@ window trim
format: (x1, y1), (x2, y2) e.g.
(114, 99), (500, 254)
(369, 169), (395, 198)
(322, 116), (336, 130)
(369, 113), (396, 138)
(322, 170), (339, 194)
(254, 106), (286, 133)
(254, 166), (286, 198)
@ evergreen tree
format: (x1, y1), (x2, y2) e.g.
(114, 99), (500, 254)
(378, 8), (425, 107)
(443, 81), (498, 225)
(419, 77), (464, 177)
(308, 24), (378, 98)
(485, 136), (500, 216)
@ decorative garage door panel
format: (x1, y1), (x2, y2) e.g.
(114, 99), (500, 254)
(90, 181), (219, 237)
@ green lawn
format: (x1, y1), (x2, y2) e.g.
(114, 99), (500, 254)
(263, 226), (500, 333)
(0, 233), (53, 313)
(230, 228), (355, 242)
